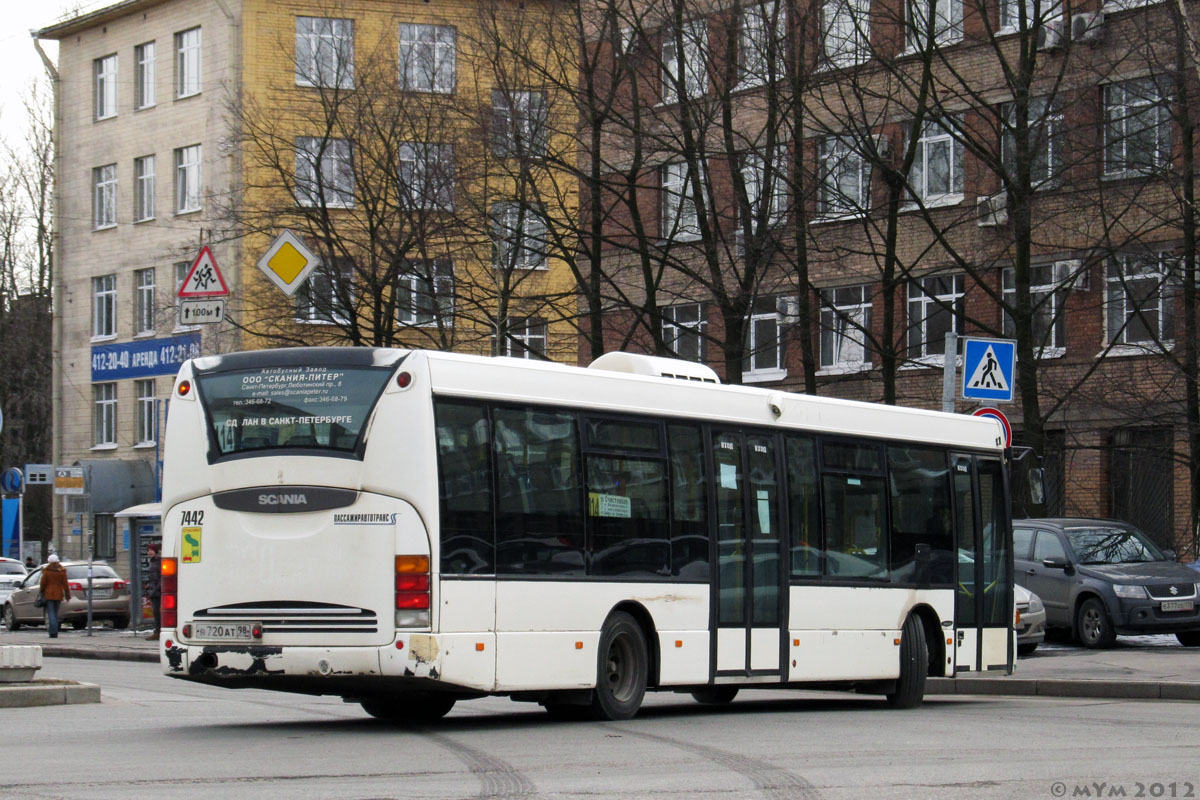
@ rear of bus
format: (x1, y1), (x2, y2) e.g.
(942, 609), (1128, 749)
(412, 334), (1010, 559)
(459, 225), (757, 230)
(158, 348), (453, 708)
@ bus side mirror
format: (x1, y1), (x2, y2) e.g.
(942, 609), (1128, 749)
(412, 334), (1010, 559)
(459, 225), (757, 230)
(1028, 467), (1045, 506)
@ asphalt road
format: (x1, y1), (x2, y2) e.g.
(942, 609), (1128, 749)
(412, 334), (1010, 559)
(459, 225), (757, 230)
(4, 657), (1198, 800)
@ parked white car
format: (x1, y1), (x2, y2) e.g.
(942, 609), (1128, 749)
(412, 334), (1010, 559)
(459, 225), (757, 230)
(1015, 584), (1047, 655)
(0, 558), (28, 605)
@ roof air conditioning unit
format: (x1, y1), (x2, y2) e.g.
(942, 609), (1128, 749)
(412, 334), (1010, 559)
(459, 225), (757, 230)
(1071, 12), (1104, 44)
(1054, 258), (1088, 291)
(777, 296), (800, 324)
(977, 192), (1008, 227)
(1036, 19), (1064, 51)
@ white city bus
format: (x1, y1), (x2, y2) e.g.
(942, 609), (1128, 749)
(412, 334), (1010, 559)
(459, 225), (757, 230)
(159, 347), (1013, 720)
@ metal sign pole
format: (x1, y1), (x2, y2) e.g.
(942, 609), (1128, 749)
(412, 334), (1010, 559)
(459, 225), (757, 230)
(86, 516), (94, 636)
(941, 332), (958, 413)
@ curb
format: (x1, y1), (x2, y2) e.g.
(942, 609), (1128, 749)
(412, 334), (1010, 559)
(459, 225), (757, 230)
(40, 645), (158, 664)
(0, 681), (101, 708)
(929, 677), (1200, 701)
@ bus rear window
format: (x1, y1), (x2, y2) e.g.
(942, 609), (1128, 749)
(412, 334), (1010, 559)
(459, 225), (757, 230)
(196, 365), (392, 457)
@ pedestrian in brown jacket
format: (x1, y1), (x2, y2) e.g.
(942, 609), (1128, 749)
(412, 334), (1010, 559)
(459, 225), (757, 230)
(39, 554), (71, 638)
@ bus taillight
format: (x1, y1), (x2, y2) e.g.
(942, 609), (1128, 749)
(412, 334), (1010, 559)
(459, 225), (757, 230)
(161, 557), (179, 629)
(394, 555), (430, 627)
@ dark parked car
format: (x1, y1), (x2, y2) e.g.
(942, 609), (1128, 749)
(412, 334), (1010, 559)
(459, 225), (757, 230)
(1013, 518), (1200, 648)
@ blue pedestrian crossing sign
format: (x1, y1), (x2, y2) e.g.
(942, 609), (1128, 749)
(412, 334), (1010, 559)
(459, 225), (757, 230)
(962, 338), (1015, 403)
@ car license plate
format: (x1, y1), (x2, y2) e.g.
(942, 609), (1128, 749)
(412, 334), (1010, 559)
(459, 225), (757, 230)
(193, 622), (258, 641)
(1161, 600), (1194, 613)
(88, 589), (112, 599)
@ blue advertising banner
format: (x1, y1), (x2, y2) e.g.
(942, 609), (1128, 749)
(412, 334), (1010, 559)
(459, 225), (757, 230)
(1, 498), (18, 560)
(91, 333), (201, 382)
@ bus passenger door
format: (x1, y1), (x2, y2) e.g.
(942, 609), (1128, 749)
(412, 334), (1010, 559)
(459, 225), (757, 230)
(952, 454), (1014, 674)
(710, 430), (785, 681)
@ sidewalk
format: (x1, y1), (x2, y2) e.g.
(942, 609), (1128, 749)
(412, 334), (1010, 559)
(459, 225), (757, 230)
(1, 628), (1197, 701)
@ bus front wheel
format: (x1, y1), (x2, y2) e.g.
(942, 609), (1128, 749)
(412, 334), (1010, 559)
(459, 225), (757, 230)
(360, 693), (456, 723)
(591, 611), (648, 721)
(885, 614), (928, 709)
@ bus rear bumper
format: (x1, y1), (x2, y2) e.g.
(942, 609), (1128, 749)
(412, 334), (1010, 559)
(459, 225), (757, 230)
(162, 633), (497, 695)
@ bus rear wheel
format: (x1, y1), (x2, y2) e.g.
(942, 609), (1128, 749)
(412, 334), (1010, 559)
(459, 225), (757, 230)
(590, 611), (648, 721)
(690, 686), (738, 705)
(886, 614), (928, 709)
(359, 693), (456, 723)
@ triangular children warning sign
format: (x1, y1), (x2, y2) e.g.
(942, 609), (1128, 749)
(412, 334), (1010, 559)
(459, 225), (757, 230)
(177, 245), (230, 298)
(965, 345), (1010, 392)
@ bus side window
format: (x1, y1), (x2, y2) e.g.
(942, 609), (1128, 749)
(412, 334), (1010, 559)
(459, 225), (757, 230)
(668, 424), (708, 579)
(820, 441), (887, 578)
(493, 408), (585, 576)
(886, 446), (954, 585)
(785, 435), (820, 577)
(435, 402), (495, 575)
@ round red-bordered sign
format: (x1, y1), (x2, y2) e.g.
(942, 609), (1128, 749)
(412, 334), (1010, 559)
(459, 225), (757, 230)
(972, 407), (1012, 448)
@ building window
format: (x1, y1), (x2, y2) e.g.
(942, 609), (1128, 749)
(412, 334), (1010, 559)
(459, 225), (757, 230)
(662, 161), (703, 240)
(743, 296), (783, 377)
(907, 274), (965, 359)
(93, 164), (117, 229)
(821, 0), (870, 68)
(136, 379), (157, 445)
(1001, 0), (1062, 29)
(1002, 97), (1063, 188)
(662, 303), (707, 362)
(397, 260), (454, 326)
(1003, 263), (1067, 353)
(821, 285), (872, 368)
(295, 137), (354, 208)
(491, 90), (547, 158)
(174, 144), (202, 213)
(175, 27), (202, 98)
(1104, 77), (1172, 177)
(134, 267), (156, 336)
(739, 2), (785, 86)
(93, 274), (116, 338)
(134, 42), (156, 109)
(741, 146), (788, 228)
(398, 142), (455, 210)
(296, 17), (354, 89)
(1106, 252), (1176, 346)
(662, 19), (707, 103)
(818, 136), (870, 215)
(495, 317), (547, 359)
(95, 54), (118, 119)
(909, 118), (963, 203)
(492, 202), (547, 270)
(295, 259), (354, 325)
(94, 383), (117, 446)
(398, 23), (456, 93)
(907, 0), (963, 47)
(134, 155), (155, 222)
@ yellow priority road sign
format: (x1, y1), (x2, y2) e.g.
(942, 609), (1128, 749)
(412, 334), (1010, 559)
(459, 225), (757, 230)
(257, 230), (322, 297)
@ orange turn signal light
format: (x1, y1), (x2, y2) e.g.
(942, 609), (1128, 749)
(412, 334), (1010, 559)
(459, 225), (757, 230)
(395, 555), (429, 573)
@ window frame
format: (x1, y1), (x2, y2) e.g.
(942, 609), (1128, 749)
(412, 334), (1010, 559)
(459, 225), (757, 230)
(94, 382), (118, 447)
(662, 160), (704, 241)
(295, 137), (355, 209)
(295, 16), (355, 89)
(740, 145), (788, 230)
(175, 27), (202, 99)
(95, 53), (118, 120)
(495, 317), (547, 359)
(662, 303), (708, 363)
(492, 201), (548, 271)
(93, 163), (118, 229)
(92, 274), (117, 340)
(1002, 263), (1067, 355)
(134, 42), (156, 110)
(1104, 77), (1173, 178)
(743, 295), (785, 381)
(134, 155), (156, 222)
(397, 260), (455, 326)
(818, 135), (870, 216)
(908, 118), (964, 205)
(135, 379), (157, 446)
(907, 274), (965, 360)
(1105, 252), (1176, 348)
(491, 90), (548, 158)
(398, 141), (455, 211)
(174, 144), (202, 214)
(661, 19), (708, 103)
(738, 2), (785, 87)
(821, 0), (870, 69)
(820, 284), (873, 370)
(134, 267), (156, 336)
(398, 23), (456, 94)
(1002, 97), (1064, 189)
(295, 258), (355, 325)
(906, 0), (963, 49)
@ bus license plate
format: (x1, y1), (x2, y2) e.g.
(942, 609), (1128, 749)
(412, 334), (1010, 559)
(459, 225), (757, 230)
(194, 622), (257, 641)
(1161, 600), (1194, 613)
